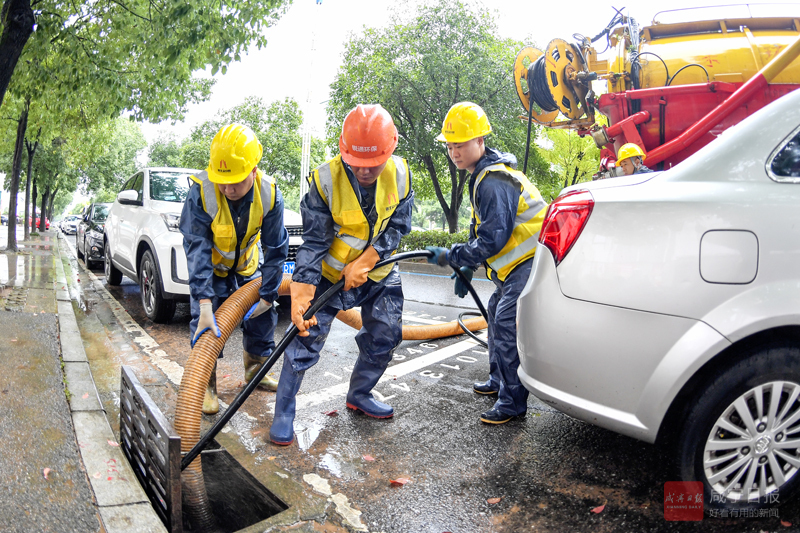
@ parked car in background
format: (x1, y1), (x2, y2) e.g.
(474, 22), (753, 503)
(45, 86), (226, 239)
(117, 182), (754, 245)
(28, 216), (50, 230)
(77, 203), (111, 269)
(516, 89), (800, 509)
(1, 215), (7, 225)
(60, 215), (81, 235)
(104, 167), (304, 323)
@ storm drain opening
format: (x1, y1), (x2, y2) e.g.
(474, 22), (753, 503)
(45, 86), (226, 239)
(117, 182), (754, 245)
(120, 365), (288, 533)
(187, 441), (288, 532)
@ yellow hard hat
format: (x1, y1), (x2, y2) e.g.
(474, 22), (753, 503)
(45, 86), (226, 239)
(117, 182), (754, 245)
(207, 124), (263, 184)
(617, 143), (646, 163)
(436, 102), (492, 143)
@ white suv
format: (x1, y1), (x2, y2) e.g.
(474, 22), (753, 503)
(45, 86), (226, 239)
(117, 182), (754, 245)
(105, 167), (303, 323)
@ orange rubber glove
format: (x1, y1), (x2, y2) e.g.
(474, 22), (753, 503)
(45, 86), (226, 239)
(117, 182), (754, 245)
(290, 282), (318, 336)
(340, 246), (380, 291)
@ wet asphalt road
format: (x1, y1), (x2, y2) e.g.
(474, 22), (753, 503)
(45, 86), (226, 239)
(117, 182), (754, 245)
(64, 234), (800, 533)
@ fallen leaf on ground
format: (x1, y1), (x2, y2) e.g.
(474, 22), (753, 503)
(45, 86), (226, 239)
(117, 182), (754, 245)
(324, 410), (338, 416)
(390, 477), (410, 486)
(252, 430), (263, 436)
(107, 440), (119, 447)
(591, 503), (606, 514)
(93, 472), (101, 479)
(782, 520), (793, 527)
(487, 497), (502, 505)
(268, 456), (277, 461)
(43, 468), (51, 479)
(82, 393), (89, 399)
(363, 455), (375, 462)
(222, 374), (231, 379)
(10, 339), (16, 342)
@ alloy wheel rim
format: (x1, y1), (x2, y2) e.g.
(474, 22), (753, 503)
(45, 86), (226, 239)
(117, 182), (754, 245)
(142, 259), (155, 313)
(703, 381), (800, 503)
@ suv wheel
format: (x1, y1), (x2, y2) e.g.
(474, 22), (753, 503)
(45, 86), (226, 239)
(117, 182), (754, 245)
(139, 249), (175, 323)
(76, 238), (84, 260)
(104, 240), (123, 285)
(677, 344), (800, 509)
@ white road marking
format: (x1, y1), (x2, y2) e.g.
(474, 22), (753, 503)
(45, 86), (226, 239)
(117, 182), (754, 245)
(276, 334), (488, 414)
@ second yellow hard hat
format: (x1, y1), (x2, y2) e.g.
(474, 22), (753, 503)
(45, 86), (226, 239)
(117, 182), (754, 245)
(207, 124), (263, 184)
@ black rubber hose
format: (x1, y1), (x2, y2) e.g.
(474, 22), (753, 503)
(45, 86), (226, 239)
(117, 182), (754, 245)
(458, 311), (488, 347)
(523, 90), (535, 174)
(181, 249), (489, 469)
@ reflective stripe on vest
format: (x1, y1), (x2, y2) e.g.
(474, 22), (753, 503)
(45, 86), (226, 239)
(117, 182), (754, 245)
(190, 169), (276, 277)
(471, 163), (548, 281)
(312, 154), (410, 283)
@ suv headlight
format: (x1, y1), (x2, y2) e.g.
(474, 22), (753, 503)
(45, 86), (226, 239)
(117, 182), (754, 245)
(160, 213), (182, 232)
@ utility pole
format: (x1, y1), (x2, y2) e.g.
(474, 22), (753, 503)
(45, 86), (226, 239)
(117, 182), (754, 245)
(299, 1), (322, 198)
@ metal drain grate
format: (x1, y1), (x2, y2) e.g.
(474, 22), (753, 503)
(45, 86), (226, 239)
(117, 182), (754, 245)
(120, 366), (182, 532)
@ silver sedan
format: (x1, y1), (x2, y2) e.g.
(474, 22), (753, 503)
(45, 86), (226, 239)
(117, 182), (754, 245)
(517, 88), (800, 510)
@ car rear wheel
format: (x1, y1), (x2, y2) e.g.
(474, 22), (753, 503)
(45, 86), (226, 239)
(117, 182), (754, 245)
(677, 344), (800, 509)
(84, 238), (97, 269)
(139, 249), (175, 323)
(104, 240), (123, 285)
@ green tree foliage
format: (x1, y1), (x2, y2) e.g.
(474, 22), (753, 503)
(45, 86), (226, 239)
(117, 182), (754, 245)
(326, 0), (550, 233)
(175, 97), (326, 210)
(147, 134), (184, 168)
(1, 0), (291, 250)
(539, 128), (601, 201)
(81, 118), (147, 194)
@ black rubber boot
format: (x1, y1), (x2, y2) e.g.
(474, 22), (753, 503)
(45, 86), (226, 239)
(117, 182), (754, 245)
(346, 358), (393, 418)
(269, 364), (305, 445)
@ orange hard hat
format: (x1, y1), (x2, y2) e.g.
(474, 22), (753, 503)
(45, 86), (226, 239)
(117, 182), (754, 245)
(339, 104), (398, 167)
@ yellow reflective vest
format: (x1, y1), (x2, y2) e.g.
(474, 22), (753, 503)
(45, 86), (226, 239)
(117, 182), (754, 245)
(190, 169), (276, 278)
(471, 163), (548, 281)
(311, 155), (410, 284)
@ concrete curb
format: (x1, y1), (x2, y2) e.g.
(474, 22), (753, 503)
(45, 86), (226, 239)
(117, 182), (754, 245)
(55, 233), (167, 533)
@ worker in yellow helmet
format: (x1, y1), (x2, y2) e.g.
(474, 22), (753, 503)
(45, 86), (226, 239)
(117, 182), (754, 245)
(427, 102), (548, 425)
(179, 124), (289, 415)
(617, 143), (652, 176)
(269, 104), (414, 446)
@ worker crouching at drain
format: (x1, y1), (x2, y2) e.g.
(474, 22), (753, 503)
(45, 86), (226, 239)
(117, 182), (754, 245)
(427, 102), (548, 425)
(180, 124), (289, 415)
(269, 104), (414, 446)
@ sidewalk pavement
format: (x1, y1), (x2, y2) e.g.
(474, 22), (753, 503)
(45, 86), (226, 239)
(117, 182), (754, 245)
(0, 227), (165, 533)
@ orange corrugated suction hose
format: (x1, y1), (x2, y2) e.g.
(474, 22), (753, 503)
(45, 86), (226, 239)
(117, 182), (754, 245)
(174, 277), (261, 532)
(334, 308), (487, 339)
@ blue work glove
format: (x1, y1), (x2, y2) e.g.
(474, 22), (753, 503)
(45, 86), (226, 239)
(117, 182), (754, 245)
(425, 246), (449, 267)
(192, 301), (221, 347)
(451, 267), (474, 298)
(244, 298), (272, 321)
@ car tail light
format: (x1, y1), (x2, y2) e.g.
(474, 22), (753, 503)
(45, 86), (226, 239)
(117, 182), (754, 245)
(539, 189), (594, 266)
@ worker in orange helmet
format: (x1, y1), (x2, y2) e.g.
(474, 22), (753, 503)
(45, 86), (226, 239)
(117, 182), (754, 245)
(617, 143), (652, 176)
(269, 104), (415, 446)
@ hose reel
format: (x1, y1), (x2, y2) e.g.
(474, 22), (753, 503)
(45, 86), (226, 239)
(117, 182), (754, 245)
(514, 40), (594, 123)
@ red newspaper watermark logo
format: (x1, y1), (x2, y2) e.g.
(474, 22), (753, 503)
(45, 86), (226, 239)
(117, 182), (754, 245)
(664, 481), (704, 521)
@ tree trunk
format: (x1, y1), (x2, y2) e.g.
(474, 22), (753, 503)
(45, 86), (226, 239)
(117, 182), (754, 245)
(38, 183), (48, 231)
(423, 154), (470, 234)
(6, 100), (28, 251)
(23, 130), (39, 238)
(0, 0), (35, 109)
(30, 179), (37, 234)
(47, 184), (58, 222)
